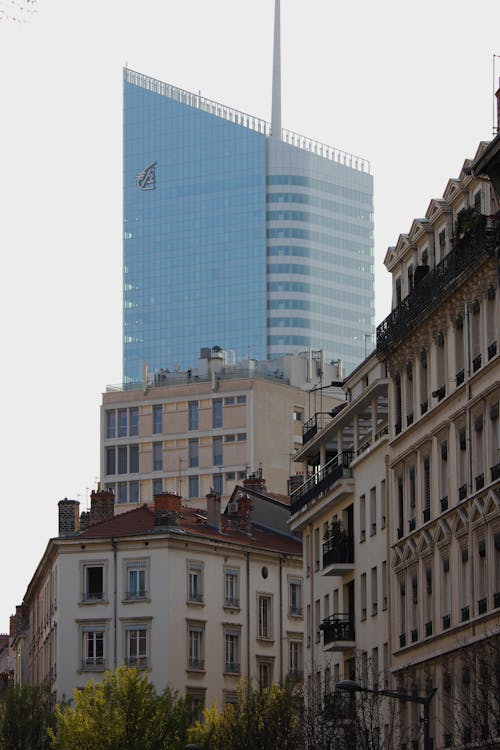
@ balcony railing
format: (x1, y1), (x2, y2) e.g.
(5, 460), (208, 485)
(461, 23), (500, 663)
(491, 462), (500, 482)
(475, 473), (485, 491)
(478, 597), (487, 615)
(425, 620), (433, 637)
(290, 450), (353, 515)
(320, 613), (355, 647)
(459, 484), (468, 501)
(224, 662), (240, 674)
(488, 341), (497, 359)
(442, 614), (451, 630)
(461, 605), (470, 622)
(473, 354), (482, 372)
(456, 369), (465, 386)
(440, 496), (449, 512)
(302, 412), (334, 444)
(188, 658), (205, 671)
(322, 533), (354, 570)
(377, 220), (496, 352)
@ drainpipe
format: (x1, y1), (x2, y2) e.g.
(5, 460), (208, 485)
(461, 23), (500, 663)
(384, 454), (392, 676)
(464, 302), (473, 496)
(309, 523), (315, 697)
(112, 538), (117, 670)
(279, 556), (284, 684)
(246, 551), (251, 687)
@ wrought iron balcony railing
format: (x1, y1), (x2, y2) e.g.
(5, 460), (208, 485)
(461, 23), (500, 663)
(302, 412), (334, 444)
(290, 450), (353, 515)
(322, 533), (354, 569)
(320, 613), (355, 646)
(376, 220), (496, 352)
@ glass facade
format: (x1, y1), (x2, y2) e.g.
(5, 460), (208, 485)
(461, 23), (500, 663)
(123, 69), (374, 380)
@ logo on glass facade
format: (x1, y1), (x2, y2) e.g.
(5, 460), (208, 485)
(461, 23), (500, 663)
(135, 162), (157, 191)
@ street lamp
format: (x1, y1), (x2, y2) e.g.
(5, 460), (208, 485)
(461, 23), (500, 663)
(336, 679), (437, 750)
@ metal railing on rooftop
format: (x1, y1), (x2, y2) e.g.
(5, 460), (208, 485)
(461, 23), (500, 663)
(107, 366), (290, 393)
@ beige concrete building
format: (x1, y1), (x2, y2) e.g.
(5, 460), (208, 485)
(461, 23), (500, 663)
(289, 353), (390, 699)
(376, 141), (500, 748)
(101, 349), (342, 507)
(13, 484), (303, 708)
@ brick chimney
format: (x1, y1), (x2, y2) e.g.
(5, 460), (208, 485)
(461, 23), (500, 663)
(236, 495), (253, 536)
(154, 491), (181, 527)
(89, 488), (115, 525)
(206, 490), (221, 532)
(58, 498), (80, 536)
(242, 467), (266, 493)
(287, 473), (303, 495)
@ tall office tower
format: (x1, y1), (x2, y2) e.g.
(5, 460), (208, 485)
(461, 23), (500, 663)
(123, 1), (374, 383)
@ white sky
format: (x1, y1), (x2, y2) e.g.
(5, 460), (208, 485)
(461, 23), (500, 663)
(0, 0), (499, 628)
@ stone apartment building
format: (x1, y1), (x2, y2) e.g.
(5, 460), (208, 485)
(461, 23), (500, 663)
(11, 483), (303, 708)
(101, 348), (342, 507)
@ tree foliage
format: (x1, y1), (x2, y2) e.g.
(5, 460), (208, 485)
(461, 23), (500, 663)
(0, 683), (55, 750)
(188, 680), (300, 750)
(50, 666), (194, 750)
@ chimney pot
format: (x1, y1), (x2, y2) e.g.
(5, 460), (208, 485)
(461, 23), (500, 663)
(58, 498), (80, 536)
(89, 488), (115, 525)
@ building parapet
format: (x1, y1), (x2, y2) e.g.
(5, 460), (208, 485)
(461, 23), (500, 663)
(107, 366), (290, 393)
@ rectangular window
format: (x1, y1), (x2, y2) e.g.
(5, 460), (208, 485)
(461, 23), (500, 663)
(289, 640), (303, 678)
(118, 445), (128, 474)
(82, 627), (105, 670)
(382, 560), (387, 610)
(152, 442), (162, 471)
(188, 401), (198, 431)
(117, 481), (127, 503)
(213, 437), (223, 466)
(129, 407), (139, 436)
(289, 578), (302, 616)
(188, 439), (199, 468)
(188, 562), (203, 603)
(224, 396), (235, 405)
(236, 395), (246, 404)
(212, 398), (223, 428)
(83, 565), (104, 602)
(237, 433), (247, 441)
(188, 476), (199, 499)
(129, 481), (139, 503)
(152, 405), (163, 434)
(188, 624), (204, 670)
(118, 408), (127, 438)
(360, 494), (366, 540)
(213, 473), (223, 495)
(106, 447), (116, 475)
(258, 660), (273, 690)
(361, 573), (367, 620)
(224, 629), (240, 674)
(106, 410), (116, 439)
(152, 477), (163, 496)
(371, 566), (378, 615)
(370, 487), (377, 535)
(126, 626), (148, 668)
(224, 434), (236, 442)
(258, 595), (272, 639)
(224, 568), (240, 608)
(129, 445), (139, 474)
(126, 561), (147, 600)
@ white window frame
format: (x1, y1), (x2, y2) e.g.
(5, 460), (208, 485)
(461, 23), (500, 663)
(224, 567), (240, 609)
(187, 561), (204, 604)
(80, 623), (107, 672)
(124, 559), (149, 601)
(257, 594), (273, 640)
(187, 621), (205, 671)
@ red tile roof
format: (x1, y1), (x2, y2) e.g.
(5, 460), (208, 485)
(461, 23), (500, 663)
(79, 505), (301, 555)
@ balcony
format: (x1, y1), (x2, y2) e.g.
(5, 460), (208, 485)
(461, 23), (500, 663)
(376, 218), (496, 353)
(478, 597), (487, 615)
(302, 411), (341, 444)
(442, 614), (451, 630)
(408, 518), (416, 532)
(456, 369), (465, 387)
(473, 353), (482, 372)
(459, 484), (468, 501)
(399, 633), (406, 648)
(188, 658), (205, 671)
(461, 605), (470, 622)
(290, 450), (353, 516)
(491, 462), (500, 482)
(434, 384), (446, 402)
(440, 496), (449, 512)
(425, 620), (433, 637)
(322, 533), (354, 576)
(411, 628), (419, 643)
(224, 662), (240, 675)
(320, 613), (355, 651)
(475, 473), (485, 491)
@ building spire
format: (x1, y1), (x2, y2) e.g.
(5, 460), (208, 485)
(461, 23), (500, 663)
(271, 0), (281, 139)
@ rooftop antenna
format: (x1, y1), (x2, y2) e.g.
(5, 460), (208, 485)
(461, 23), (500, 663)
(271, 0), (282, 139)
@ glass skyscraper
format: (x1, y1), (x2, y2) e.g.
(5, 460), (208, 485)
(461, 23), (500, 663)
(123, 13), (373, 383)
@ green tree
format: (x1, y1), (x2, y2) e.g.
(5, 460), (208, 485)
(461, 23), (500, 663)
(189, 680), (300, 750)
(0, 683), (55, 750)
(51, 666), (194, 750)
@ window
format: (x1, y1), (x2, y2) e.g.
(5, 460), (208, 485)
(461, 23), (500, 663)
(129, 445), (139, 474)
(188, 623), (204, 670)
(152, 477), (163, 496)
(117, 481), (127, 503)
(213, 437), (223, 466)
(152, 441), (162, 471)
(293, 409), (303, 421)
(152, 405), (163, 434)
(289, 639), (303, 678)
(83, 564), (104, 602)
(224, 396), (235, 405)
(82, 626), (105, 670)
(258, 660), (273, 690)
(188, 439), (199, 468)
(224, 568), (240, 608)
(129, 407), (139, 436)
(125, 625), (148, 668)
(289, 578), (302, 616)
(118, 409), (127, 437)
(224, 434), (235, 442)
(187, 691), (206, 722)
(188, 401), (198, 431)
(213, 473), (223, 495)
(212, 398), (223, 428)
(258, 595), (272, 639)
(236, 432), (247, 441)
(129, 481), (140, 503)
(382, 561), (387, 610)
(118, 445), (127, 474)
(361, 573), (367, 620)
(236, 395), (246, 404)
(188, 476), (199, 499)
(106, 447), (116, 475)
(126, 560), (147, 600)
(360, 494), (366, 540)
(106, 410), (116, 439)
(380, 479), (386, 529)
(224, 629), (240, 674)
(370, 486), (377, 535)
(188, 562), (203, 603)
(371, 566), (378, 615)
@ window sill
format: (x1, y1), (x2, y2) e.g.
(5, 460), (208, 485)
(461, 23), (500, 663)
(223, 604), (241, 612)
(78, 664), (106, 673)
(122, 597), (151, 605)
(256, 636), (274, 644)
(79, 599), (109, 607)
(187, 599), (205, 607)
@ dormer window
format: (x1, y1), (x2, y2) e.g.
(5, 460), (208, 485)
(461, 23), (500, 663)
(395, 277), (402, 306)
